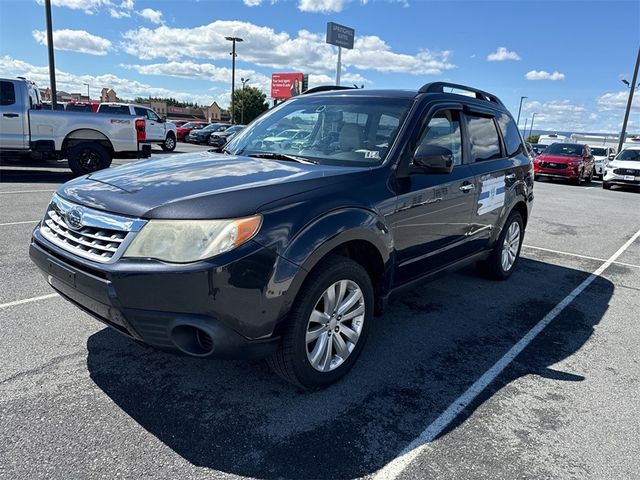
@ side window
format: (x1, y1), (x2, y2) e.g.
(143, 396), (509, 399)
(134, 107), (147, 116)
(466, 113), (502, 162)
(146, 109), (159, 121)
(0, 81), (16, 106)
(496, 112), (523, 157)
(416, 110), (463, 166)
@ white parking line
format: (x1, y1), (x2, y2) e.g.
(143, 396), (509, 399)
(373, 227), (640, 480)
(0, 220), (40, 226)
(523, 244), (640, 269)
(0, 293), (58, 310)
(0, 189), (54, 195)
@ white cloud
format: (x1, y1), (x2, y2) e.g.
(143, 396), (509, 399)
(487, 47), (521, 62)
(597, 90), (640, 111)
(109, 0), (134, 17)
(243, 0), (263, 5)
(120, 20), (455, 76)
(36, 0), (111, 14)
(137, 8), (163, 25)
(0, 55), (213, 105)
(525, 70), (565, 81)
(32, 29), (112, 56)
(298, 0), (345, 12)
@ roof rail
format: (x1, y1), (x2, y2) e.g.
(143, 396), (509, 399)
(419, 82), (504, 106)
(302, 85), (357, 95)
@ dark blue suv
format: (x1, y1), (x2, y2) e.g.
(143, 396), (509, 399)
(30, 82), (534, 388)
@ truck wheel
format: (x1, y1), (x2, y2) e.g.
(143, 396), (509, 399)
(67, 142), (112, 176)
(477, 210), (524, 281)
(267, 255), (374, 389)
(161, 133), (176, 152)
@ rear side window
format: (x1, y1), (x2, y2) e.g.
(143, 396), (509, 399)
(466, 114), (502, 162)
(417, 110), (463, 166)
(134, 107), (147, 116)
(496, 112), (524, 157)
(99, 105), (131, 115)
(0, 81), (16, 106)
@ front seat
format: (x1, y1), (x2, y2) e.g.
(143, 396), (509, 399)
(338, 123), (363, 151)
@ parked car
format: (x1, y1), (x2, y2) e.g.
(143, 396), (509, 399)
(171, 120), (189, 128)
(97, 103), (177, 152)
(589, 146), (616, 179)
(260, 128), (310, 149)
(65, 101), (99, 112)
(29, 82), (533, 388)
(530, 143), (547, 155)
(176, 121), (209, 141)
(186, 122), (229, 144)
(40, 101), (65, 110)
(603, 147), (640, 190)
(207, 124), (245, 150)
(533, 143), (595, 185)
(0, 78), (150, 175)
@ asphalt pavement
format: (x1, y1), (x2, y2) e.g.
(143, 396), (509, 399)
(1, 153), (639, 480)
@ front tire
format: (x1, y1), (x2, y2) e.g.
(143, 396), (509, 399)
(268, 255), (374, 389)
(603, 182), (611, 190)
(67, 142), (112, 176)
(161, 133), (176, 152)
(478, 210), (524, 280)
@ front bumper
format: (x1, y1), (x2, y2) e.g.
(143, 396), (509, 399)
(534, 165), (579, 179)
(604, 171), (640, 186)
(29, 227), (288, 359)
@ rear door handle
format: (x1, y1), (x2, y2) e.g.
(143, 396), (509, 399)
(459, 183), (475, 192)
(3, 113), (19, 118)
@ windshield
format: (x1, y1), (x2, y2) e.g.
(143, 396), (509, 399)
(225, 96), (411, 166)
(590, 147), (607, 156)
(616, 149), (640, 162)
(544, 143), (585, 156)
(203, 124), (226, 131)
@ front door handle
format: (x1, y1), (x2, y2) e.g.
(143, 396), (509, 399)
(3, 113), (19, 118)
(459, 183), (475, 192)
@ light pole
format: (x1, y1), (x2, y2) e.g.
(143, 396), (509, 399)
(240, 77), (250, 124)
(619, 47), (640, 152)
(83, 83), (90, 101)
(528, 113), (537, 139)
(516, 96), (527, 130)
(225, 36), (243, 124)
(523, 118), (528, 138)
(44, 0), (57, 108)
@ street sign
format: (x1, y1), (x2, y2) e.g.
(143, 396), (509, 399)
(326, 22), (355, 49)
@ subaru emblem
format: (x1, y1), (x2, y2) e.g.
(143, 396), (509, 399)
(65, 207), (83, 230)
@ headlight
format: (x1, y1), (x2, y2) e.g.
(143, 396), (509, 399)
(123, 215), (262, 263)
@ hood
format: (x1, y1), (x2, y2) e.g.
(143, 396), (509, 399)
(58, 151), (363, 219)
(608, 160), (640, 170)
(537, 154), (581, 163)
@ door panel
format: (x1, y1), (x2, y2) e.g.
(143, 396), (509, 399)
(0, 80), (26, 149)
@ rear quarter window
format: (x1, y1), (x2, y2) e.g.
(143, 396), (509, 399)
(496, 112), (524, 157)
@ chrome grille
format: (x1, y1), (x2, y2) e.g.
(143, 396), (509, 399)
(40, 195), (146, 263)
(541, 162), (566, 170)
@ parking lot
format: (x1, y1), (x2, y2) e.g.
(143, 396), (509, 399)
(1, 152), (639, 479)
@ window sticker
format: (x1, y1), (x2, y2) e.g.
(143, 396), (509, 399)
(364, 150), (380, 159)
(477, 175), (506, 215)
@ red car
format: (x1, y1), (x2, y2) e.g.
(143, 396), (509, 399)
(176, 121), (209, 141)
(533, 143), (595, 185)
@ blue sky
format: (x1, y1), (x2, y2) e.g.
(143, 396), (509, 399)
(0, 0), (638, 133)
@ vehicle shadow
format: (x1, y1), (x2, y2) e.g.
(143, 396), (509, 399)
(86, 257), (613, 479)
(0, 166), (74, 184)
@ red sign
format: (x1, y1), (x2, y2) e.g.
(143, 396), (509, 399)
(271, 73), (304, 99)
(168, 106), (189, 114)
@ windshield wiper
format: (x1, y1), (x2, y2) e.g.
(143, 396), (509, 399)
(246, 152), (318, 164)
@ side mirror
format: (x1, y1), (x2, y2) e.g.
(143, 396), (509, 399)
(608, 153), (615, 160)
(412, 145), (455, 174)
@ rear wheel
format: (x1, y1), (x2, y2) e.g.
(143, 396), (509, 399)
(478, 210), (524, 280)
(67, 142), (112, 176)
(267, 255), (373, 389)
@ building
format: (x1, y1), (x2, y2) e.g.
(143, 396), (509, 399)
(100, 88), (117, 103)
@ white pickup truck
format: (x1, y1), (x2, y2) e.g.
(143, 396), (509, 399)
(97, 103), (177, 152)
(0, 78), (150, 175)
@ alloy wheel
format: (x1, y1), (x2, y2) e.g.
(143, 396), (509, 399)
(501, 221), (521, 272)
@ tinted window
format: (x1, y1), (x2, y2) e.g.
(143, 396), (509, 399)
(544, 143), (586, 156)
(496, 112), (523, 157)
(66, 103), (92, 112)
(99, 105), (131, 115)
(134, 107), (147, 116)
(616, 149), (640, 161)
(146, 109), (159, 121)
(417, 110), (463, 166)
(0, 81), (16, 106)
(466, 114), (502, 162)
(590, 147), (607, 156)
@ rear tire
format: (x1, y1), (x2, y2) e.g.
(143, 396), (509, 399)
(67, 142), (112, 176)
(267, 255), (374, 389)
(477, 210), (524, 281)
(161, 133), (176, 152)
(603, 182), (611, 190)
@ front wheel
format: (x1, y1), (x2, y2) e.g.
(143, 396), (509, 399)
(478, 210), (524, 280)
(603, 182), (611, 190)
(268, 255), (374, 389)
(161, 133), (176, 151)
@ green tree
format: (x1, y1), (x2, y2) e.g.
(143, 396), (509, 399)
(525, 134), (540, 143)
(231, 86), (269, 124)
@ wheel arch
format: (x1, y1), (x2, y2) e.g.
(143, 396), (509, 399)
(62, 129), (114, 156)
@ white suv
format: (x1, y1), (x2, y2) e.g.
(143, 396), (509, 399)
(97, 103), (177, 151)
(588, 146), (616, 179)
(603, 147), (640, 190)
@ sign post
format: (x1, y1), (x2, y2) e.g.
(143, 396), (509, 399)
(326, 22), (355, 86)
